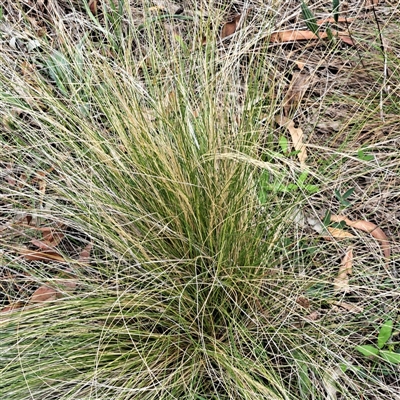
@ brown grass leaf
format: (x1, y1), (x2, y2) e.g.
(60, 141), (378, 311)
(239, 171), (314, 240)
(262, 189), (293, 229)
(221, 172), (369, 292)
(275, 116), (307, 168)
(334, 247), (353, 293)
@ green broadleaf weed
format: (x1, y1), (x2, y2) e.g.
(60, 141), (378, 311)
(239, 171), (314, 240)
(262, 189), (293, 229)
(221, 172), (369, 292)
(378, 320), (393, 349)
(379, 350), (400, 365)
(356, 345), (379, 357)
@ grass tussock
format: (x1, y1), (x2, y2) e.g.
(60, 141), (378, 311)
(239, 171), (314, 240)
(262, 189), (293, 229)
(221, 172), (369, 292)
(0, 1), (399, 399)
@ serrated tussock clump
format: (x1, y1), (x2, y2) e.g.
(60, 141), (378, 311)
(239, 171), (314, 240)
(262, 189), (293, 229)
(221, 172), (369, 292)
(0, 1), (399, 399)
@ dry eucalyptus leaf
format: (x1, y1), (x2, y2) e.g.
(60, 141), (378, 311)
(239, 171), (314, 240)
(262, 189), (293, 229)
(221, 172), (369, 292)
(330, 215), (390, 269)
(316, 121), (341, 132)
(17, 173), (28, 189)
(56, 278), (78, 293)
(42, 228), (65, 247)
(0, 302), (24, 323)
(330, 301), (363, 313)
(31, 238), (54, 250)
(30, 285), (58, 303)
(270, 29), (320, 42)
(295, 60), (306, 70)
(316, 17), (356, 24)
(88, 0), (98, 15)
(334, 248), (353, 293)
(327, 227), (355, 239)
(288, 207), (305, 227)
(152, 0), (183, 14)
(322, 367), (342, 400)
(275, 116), (307, 168)
(27, 39), (41, 52)
(365, 0), (379, 9)
(305, 311), (320, 321)
(9, 37), (19, 49)
(296, 296), (310, 308)
(270, 29), (353, 44)
(283, 71), (311, 116)
(18, 246), (66, 262)
(0, 302), (24, 314)
(78, 242), (93, 264)
(339, 36), (355, 46)
(29, 227), (65, 250)
(221, 15), (241, 39)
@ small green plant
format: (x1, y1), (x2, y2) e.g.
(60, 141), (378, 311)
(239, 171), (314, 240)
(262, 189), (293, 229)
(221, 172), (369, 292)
(334, 187), (355, 208)
(301, 0), (341, 45)
(278, 135), (289, 154)
(356, 320), (400, 365)
(278, 135), (304, 158)
(357, 147), (374, 161)
(260, 138), (320, 200)
(258, 170), (318, 203)
(295, 172), (319, 194)
(321, 188), (354, 231)
(301, 1), (320, 39)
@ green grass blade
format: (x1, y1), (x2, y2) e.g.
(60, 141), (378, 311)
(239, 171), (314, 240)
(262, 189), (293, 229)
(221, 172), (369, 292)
(333, 0), (340, 23)
(301, 0), (320, 39)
